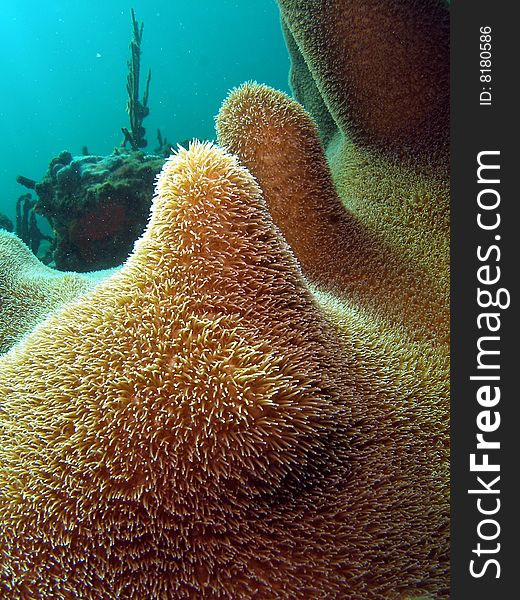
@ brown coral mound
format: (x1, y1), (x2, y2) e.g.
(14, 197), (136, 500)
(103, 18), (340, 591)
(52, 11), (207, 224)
(217, 83), (448, 343)
(273, 0), (450, 309)
(211, 0), (450, 595)
(0, 142), (448, 598)
(0, 230), (107, 354)
(278, 0), (450, 159)
(34, 151), (164, 271)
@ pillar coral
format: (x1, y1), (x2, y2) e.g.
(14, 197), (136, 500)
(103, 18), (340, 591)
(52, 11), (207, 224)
(217, 0), (450, 345)
(289, 0), (450, 304)
(0, 141), (448, 599)
(216, 83), (448, 343)
(0, 0), (450, 598)
(213, 1), (450, 594)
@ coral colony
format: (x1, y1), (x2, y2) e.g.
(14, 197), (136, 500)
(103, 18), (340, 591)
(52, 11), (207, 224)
(0, 1), (450, 598)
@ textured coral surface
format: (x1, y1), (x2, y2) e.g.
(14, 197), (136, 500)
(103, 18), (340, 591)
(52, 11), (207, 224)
(217, 83), (449, 344)
(0, 141), (448, 599)
(0, 230), (110, 354)
(0, 1), (450, 598)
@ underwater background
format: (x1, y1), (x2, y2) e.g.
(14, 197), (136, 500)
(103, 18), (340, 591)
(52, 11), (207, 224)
(0, 0), (290, 223)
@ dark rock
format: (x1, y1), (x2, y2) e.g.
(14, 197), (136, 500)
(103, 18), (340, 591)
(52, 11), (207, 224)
(0, 213), (13, 232)
(34, 151), (165, 272)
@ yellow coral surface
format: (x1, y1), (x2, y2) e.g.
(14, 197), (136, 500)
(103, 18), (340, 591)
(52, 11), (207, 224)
(217, 83), (449, 343)
(0, 141), (448, 599)
(0, 230), (111, 354)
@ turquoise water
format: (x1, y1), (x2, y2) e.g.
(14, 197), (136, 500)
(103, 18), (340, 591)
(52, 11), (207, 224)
(0, 0), (290, 222)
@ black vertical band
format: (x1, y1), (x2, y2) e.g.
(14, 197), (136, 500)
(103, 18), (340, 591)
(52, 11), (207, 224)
(451, 1), (517, 597)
